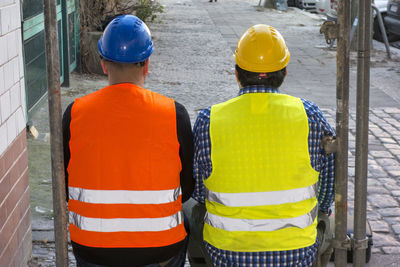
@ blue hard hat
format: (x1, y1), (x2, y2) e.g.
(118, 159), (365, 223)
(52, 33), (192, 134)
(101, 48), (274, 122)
(98, 15), (154, 63)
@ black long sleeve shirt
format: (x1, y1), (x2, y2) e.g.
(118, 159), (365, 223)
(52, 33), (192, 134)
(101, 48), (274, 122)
(62, 100), (194, 266)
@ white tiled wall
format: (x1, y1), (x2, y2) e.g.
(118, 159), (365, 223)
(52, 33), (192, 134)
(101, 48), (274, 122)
(0, 0), (26, 156)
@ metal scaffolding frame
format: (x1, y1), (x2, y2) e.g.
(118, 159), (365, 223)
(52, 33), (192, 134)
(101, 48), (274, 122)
(353, 0), (372, 264)
(334, 0), (351, 265)
(334, 0), (372, 265)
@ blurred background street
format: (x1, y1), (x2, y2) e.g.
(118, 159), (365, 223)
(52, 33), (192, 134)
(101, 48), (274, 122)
(27, 0), (400, 265)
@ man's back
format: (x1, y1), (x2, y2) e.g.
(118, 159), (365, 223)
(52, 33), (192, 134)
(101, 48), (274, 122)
(62, 15), (194, 267)
(68, 83), (182, 193)
(192, 87), (335, 266)
(190, 24), (334, 267)
(63, 83), (193, 266)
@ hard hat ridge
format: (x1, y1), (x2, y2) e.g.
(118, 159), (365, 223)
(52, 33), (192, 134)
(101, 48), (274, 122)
(98, 15), (154, 64)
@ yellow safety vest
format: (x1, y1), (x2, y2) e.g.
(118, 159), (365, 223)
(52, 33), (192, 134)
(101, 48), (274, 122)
(204, 93), (319, 252)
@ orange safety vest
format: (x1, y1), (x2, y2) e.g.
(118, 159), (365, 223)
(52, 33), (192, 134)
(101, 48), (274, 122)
(67, 83), (186, 248)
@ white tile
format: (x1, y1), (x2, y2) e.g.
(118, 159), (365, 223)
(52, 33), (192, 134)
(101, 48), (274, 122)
(10, 4), (19, 31)
(18, 53), (23, 79)
(3, 60), (14, 90)
(0, 7), (2, 36)
(18, 52), (23, 78)
(0, 90), (11, 121)
(0, 6), (4, 36)
(16, 29), (24, 78)
(19, 77), (25, 102)
(6, 111), (16, 144)
(15, 6), (21, 31)
(7, 4), (15, 32)
(10, 81), (19, 113)
(0, 1), (15, 9)
(0, 35), (7, 66)
(0, 6), (11, 35)
(0, 122), (8, 156)
(12, 57), (18, 84)
(6, 31), (17, 60)
(0, 66), (4, 95)
(19, 78), (26, 115)
(7, 5), (14, 31)
(15, 106), (25, 133)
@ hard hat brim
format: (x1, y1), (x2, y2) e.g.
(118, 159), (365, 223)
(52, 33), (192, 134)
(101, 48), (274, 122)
(98, 36), (154, 63)
(234, 51), (290, 73)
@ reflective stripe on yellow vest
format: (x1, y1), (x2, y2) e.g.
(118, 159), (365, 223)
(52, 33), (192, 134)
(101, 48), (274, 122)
(204, 93), (319, 252)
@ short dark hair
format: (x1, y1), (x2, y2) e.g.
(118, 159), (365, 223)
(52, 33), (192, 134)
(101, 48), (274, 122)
(100, 55), (146, 68)
(235, 65), (286, 88)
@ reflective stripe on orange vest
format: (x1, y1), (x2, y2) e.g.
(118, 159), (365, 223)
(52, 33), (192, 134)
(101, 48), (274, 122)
(69, 187), (182, 204)
(67, 83), (185, 248)
(69, 211), (184, 232)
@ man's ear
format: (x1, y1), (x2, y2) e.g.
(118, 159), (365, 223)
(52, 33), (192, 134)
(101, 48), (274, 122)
(235, 69), (241, 88)
(100, 60), (108, 75)
(143, 59), (150, 77)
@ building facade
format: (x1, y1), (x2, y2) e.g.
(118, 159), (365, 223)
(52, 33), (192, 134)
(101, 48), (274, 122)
(23, 0), (79, 116)
(0, 0), (31, 266)
(1, 0), (80, 265)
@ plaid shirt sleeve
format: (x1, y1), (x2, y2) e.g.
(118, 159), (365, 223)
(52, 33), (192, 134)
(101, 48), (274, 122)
(301, 99), (336, 213)
(192, 107), (212, 204)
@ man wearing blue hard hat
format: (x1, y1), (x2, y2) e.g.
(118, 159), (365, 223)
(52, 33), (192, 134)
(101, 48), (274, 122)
(62, 15), (194, 267)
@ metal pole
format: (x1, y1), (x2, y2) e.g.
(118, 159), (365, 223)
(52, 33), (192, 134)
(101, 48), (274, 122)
(43, 0), (69, 266)
(353, 0), (371, 263)
(350, 0), (359, 50)
(75, 0), (82, 73)
(61, 0), (70, 87)
(334, 0), (351, 265)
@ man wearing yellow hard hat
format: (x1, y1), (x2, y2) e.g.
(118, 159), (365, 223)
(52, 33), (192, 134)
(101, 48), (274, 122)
(191, 25), (335, 266)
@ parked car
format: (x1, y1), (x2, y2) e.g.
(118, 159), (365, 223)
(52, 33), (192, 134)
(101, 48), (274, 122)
(300, 0), (317, 10)
(372, 0), (398, 41)
(325, 0), (398, 42)
(288, 0), (316, 10)
(384, 0), (400, 37)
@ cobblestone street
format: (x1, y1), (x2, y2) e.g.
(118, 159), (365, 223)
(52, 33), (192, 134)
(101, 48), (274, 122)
(323, 108), (400, 257)
(27, 0), (400, 265)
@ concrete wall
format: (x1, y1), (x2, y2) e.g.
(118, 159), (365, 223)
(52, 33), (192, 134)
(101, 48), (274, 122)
(0, 0), (31, 266)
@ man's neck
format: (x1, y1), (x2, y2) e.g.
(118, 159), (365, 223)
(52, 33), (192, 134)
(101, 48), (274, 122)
(108, 77), (144, 87)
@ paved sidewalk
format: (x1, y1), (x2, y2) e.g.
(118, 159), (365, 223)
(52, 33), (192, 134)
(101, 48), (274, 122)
(28, 0), (400, 265)
(323, 108), (400, 255)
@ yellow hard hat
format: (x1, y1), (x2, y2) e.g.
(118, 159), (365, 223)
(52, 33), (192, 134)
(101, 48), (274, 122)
(234, 24), (290, 73)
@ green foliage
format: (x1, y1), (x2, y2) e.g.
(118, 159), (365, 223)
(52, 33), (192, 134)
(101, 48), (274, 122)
(135, 0), (164, 22)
